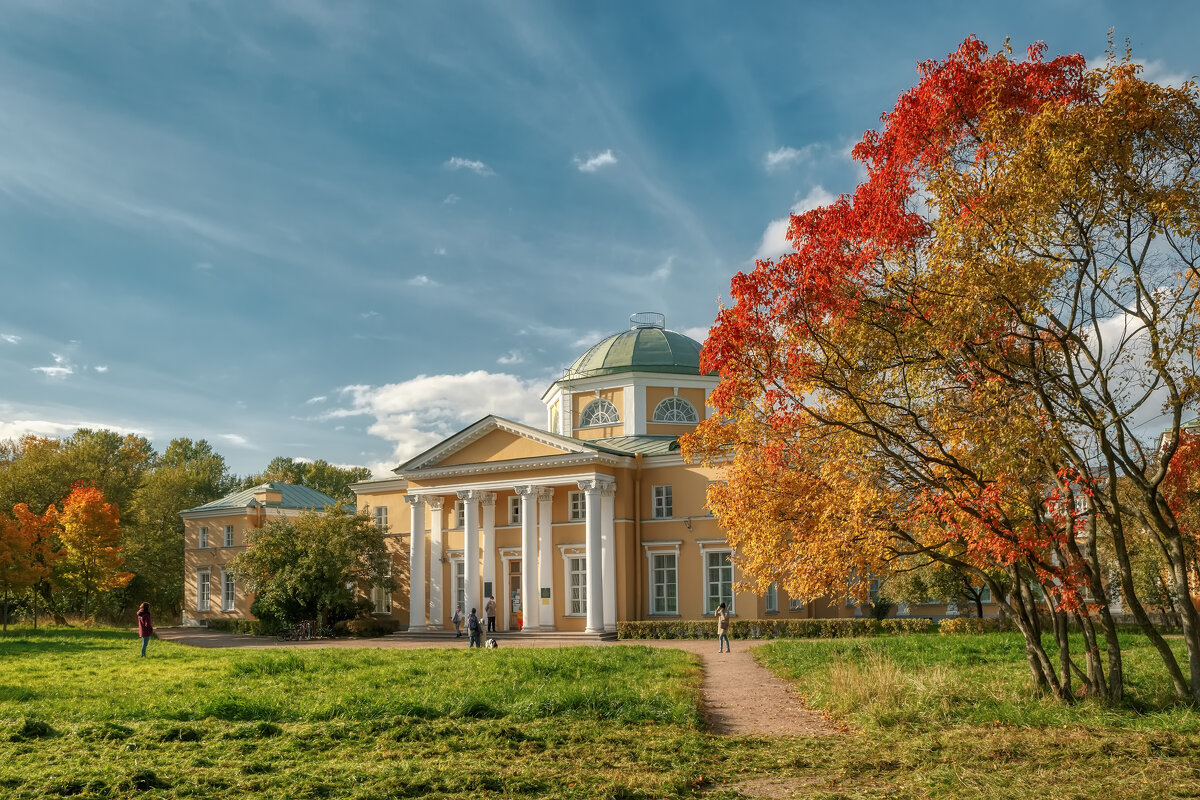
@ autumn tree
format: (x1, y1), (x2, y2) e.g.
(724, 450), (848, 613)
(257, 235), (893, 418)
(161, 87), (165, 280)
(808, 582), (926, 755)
(687, 37), (1200, 703)
(230, 504), (394, 630)
(0, 504), (61, 631)
(56, 484), (132, 619)
(241, 457), (371, 505)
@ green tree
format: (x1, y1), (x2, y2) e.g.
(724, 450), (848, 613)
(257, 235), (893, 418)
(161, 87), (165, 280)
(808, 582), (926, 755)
(230, 504), (394, 630)
(242, 457), (371, 504)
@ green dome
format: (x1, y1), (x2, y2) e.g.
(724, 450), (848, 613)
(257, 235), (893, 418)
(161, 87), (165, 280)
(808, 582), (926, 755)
(565, 313), (704, 379)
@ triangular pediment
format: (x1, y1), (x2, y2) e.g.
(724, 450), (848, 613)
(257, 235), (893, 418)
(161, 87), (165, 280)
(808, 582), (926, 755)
(397, 416), (621, 475)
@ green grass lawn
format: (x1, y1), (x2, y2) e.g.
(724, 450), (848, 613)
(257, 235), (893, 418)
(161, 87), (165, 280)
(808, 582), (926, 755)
(1, 628), (1198, 799)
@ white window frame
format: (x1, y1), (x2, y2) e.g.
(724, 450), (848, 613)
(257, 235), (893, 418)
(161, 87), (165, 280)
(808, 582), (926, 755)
(558, 545), (587, 616)
(579, 398), (619, 428)
(450, 554), (465, 615)
(648, 549), (679, 616)
(652, 396), (698, 424)
(224, 525), (234, 548)
(373, 506), (388, 532)
(652, 485), (673, 519)
(508, 496), (521, 525)
(372, 558), (392, 614)
(789, 597), (804, 611)
(568, 491), (585, 521)
(220, 569), (235, 612)
(699, 545), (733, 616)
(197, 527), (209, 549)
(765, 582), (778, 614)
(454, 501), (465, 529)
(196, 569), (210, 612)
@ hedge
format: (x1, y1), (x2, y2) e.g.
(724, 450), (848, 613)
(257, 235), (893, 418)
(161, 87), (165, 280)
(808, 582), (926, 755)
(204, 619), (270, 635)
(616, 617), (934, 640)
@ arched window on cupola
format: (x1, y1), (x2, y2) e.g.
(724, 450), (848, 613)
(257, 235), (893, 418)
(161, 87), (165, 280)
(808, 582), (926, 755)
(579, 398), (620, 427)
(652, 396), (698, 424)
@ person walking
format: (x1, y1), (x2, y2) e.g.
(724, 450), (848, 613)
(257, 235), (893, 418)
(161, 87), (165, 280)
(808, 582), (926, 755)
(136, 602), (154, 657)
(452, 607), (464, 637)
(716, 602), (731, 653)
(466, 607), (482, 648)
(485, 595), (497, 633)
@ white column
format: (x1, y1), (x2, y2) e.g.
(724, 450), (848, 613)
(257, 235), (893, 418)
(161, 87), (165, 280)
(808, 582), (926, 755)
(579, 479), (605, 634)
(516, 485), (539, 632)
(405, 495), (426, 632)
(537, 487), (555, 631)
(427, 497), (444, 629)
(601, 482), (617, 632)
(480, 492), (497, 611)
(458, 490), (480, 617)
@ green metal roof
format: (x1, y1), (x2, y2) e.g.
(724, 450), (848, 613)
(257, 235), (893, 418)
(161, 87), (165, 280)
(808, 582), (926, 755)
(589, 435), (682, 456)
(184, 482), (337, 513)
(565, 318), (705, 380)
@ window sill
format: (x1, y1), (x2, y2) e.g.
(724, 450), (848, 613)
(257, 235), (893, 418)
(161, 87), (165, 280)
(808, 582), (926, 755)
(649, 612), (680, 618)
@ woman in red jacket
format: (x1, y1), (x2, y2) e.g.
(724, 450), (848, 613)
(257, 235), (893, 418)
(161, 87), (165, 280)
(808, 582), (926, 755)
(136, 602), (154, 657)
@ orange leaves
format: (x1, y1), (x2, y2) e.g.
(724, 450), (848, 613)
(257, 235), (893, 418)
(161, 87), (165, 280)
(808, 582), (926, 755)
(57, 483), (132, 600)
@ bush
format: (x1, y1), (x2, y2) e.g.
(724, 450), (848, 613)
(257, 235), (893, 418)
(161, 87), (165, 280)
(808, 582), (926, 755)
(334, 617), (400, 638)
(937, 616), (1012, 635)
(205, 618), (271, 636)
(616, 617), (934, 640)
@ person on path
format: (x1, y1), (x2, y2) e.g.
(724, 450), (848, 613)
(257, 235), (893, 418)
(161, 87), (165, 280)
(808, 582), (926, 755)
(136, 602), (154, 657)
(467, 607), (482, 648)
(485, 595), (497, 633)
(452, 607), (463, 637)
(716, 602), (731, 653)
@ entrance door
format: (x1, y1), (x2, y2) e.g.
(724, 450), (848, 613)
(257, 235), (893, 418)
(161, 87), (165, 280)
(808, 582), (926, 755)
(509, 559), (521, 630)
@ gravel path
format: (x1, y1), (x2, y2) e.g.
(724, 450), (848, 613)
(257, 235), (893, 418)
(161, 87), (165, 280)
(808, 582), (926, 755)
(156, 629), (838, 736)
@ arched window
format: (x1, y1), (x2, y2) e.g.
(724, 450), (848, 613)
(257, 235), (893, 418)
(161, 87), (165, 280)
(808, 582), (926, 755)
(579, 399), (620, 427)
(652, 396), (698, 424)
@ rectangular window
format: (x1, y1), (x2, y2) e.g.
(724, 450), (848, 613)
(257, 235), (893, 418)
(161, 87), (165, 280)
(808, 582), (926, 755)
(651, 553), (678, 615)
(372, 559), (392, 614)
(568, 556), (587, 615)
(196, 569), (210, 612)
(198, 527), (209, 549)
(224, 525), (234, 548)
(705, 550), (733, 614)
(568, 491), (584, 521)
(221, 570), (235, 612)
(976, 586), (992, 604)
(454, 559), (465, 614)
(509, 496), (521, 525)
(652, 485), (673, 519)
(454, 501), (465, 529)
(789, 597), (804, 611)
(765, 582), (778, 614)
(373, 506), (388, 532)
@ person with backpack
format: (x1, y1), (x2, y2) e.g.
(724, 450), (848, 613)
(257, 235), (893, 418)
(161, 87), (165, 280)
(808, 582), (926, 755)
(466, 607), (482, 648)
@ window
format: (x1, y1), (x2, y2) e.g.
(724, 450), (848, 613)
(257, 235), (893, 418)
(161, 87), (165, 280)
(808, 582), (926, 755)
(509, 496), (521, 525)
(789, 596), (804, 611)
(765, 582), (778, 614)
(652, 396), (698, 424)
(651, 553), (677, 615)
(975, 585), (992, 603)
(569, 491), (585, 521)
(221, 570), (235, 612)
(454, 501), (465, 529)
(196, 569), (210, 612)
(705, 551), (733, 614)
(579, 398), (619, 427)
(198, 527), (209, 549)
(652, 485), (673, 519)
(568, 556), (587, 615)
(373, 506), (388, 532)
(372, 559), (392, 614)
(224, 525), (234, 548)
(453, 559), (465, 614)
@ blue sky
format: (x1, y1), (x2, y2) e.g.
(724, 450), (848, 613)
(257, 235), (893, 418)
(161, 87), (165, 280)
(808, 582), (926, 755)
(0, 1), (1196, 478)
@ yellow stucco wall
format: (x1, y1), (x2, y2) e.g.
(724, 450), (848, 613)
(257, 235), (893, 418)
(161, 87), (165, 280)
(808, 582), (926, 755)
(439, 431), (568, 467)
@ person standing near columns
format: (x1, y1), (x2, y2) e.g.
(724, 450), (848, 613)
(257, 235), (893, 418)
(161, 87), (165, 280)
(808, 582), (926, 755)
(485, 595), (497, 633)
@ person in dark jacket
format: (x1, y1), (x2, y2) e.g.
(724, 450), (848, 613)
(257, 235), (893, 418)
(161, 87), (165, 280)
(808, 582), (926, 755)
(466, 608), (482, 648)
(136, 602), (154, 657)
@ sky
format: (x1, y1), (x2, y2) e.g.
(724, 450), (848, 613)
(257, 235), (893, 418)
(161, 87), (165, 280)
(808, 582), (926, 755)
(0, 1), (1197, 478)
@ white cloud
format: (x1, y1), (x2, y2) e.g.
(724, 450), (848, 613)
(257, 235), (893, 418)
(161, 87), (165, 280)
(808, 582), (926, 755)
(1, 334), (20, 344)
(406, 274), (438, 288)
(0, 418), (147, 441)
(306, 395), (327, 405)
(754, 185), (837, 261)
(681, 326), (710, 343)
(32, 352), (74, 378)
(497, 350), (524, 365)
(1087, 54), (1191, 88)
(218, 433), (253, 448)
(360, 310), (379, 319)
(650, 255), (673, 281)
(433, 247), (447, 256)
(444, 157), (494, 176)
(94, 365), (108, 373)
(443, 193), (460, 204)
(574, 149), (618, 173)
(333, 371), (545, 466)
(763, 145), (815, 173)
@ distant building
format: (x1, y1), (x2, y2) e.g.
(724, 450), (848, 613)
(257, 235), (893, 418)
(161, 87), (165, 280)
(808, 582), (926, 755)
(180, 482), (337, 625)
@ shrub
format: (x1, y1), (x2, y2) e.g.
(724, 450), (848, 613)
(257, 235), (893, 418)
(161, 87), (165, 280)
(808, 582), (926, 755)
(333, 617), (400, 637)
(616, 617), (936, 640)
(937, 616), (1011, 635)
(205, 618), (271, 636)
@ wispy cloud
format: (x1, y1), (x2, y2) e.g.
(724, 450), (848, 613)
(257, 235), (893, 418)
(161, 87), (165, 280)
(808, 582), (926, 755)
(497, 350), (524, 365)
(763, 145), (815, 173)
(444, 157), (494, 176)
(218, 433), (253, 448)
(0, 418), (147, 441)
(32, 353), (74, 378)
(433, 247), (446, 256)
(443, 193), (460, 204)
(360, 310), (379, 319)
(94, 365), (108, 373)
(1087, 54), (1191, 88)
(406, 274), (438, 288)
(1, 334), (19, 344)
(194, 261), (214, 271)
(306, 395), (327, 405)
(331, 371), (545, 465)
(754, 185), (836, 260)
(573, 149), (617, 173)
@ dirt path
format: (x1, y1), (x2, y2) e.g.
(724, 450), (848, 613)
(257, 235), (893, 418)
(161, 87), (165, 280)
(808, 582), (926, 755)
(156, 629), (838, 736)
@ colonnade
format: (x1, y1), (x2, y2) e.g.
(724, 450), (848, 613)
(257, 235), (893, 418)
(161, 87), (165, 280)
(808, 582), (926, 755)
(405, 477), (617, 634)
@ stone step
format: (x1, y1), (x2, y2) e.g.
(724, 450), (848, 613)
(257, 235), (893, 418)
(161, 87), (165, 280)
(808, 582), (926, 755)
(392, 628), (618, 643)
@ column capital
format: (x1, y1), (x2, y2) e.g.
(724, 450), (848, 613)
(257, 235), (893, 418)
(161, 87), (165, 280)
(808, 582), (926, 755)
(404, 494), (425, 506)
(535, 486), (555, 502)
(479, 491), (497, 507)
(513, 485), (537, 497)
(426, 496), (445, 511)
(577, 477), (615, 494)
(456, 489), (474, 501)
(600, 482), (617, 498)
